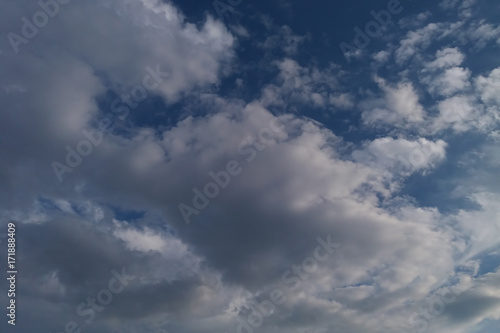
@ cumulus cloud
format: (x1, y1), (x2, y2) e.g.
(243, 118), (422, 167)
(427, 67), (471, 96)
(353, 137), (447, 175)
(476, 67), (500, 105)
(2, 1), (500, 333)
(428, 67), (500, 134)
(0, 0), (235, 208)
(395, 23), (443, 64)
(361, 78), (425, 127)
(425, 47), (465, 71)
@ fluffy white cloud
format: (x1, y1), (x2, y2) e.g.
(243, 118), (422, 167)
(428, 67), (471, 96)
(372, 50), (390, 64)
(395, 23), (443, 64)
(425, 47), (465, 71)
(428, 67), (500, 133)
(353, 137), (447, 175)
(362, 78), (425, 127)
(113, 224), (166, 253)
(476, 67), (500, 105)
(432, 95), (477, 132)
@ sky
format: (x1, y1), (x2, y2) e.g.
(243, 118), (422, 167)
(0, 0), (500, 332)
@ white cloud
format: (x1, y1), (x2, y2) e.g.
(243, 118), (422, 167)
(372, 50), (390, 63)
(395, 23), (442, 64)
(113, 225), (166, 253)
(362, 78), (425, 127)
(476, 67), (500, 105)
(432, 95), (477, 132)
(454, 192), (500, 261)
(428, 67), (500, 133)
(459, 20), (500, 48)
(426, 47), (466, 71)
(439, 0), (478, 18)
(428, 66), (471, 96)
(353, 137), (447, 175)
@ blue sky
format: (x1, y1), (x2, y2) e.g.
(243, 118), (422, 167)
(1, 0), (500, 333)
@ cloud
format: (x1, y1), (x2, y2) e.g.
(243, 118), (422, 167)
(427, 67), (471, 96)
(257, 25), (308, 55)
(353, 137), (447, 175)
(425, 47), (466, 71)
(3, 100), (462, 332)
(476, 67), (500, 105)
(395, 23), (443, 64)
(259, 58), (353, 111)
(0, 0), (235, 210)
(1, 1), (500, 333)
(428, 67), (500, 134)
(112, 225), (166, 253)
(372, 50), (391, 64)
(362, 78), (425, 127)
